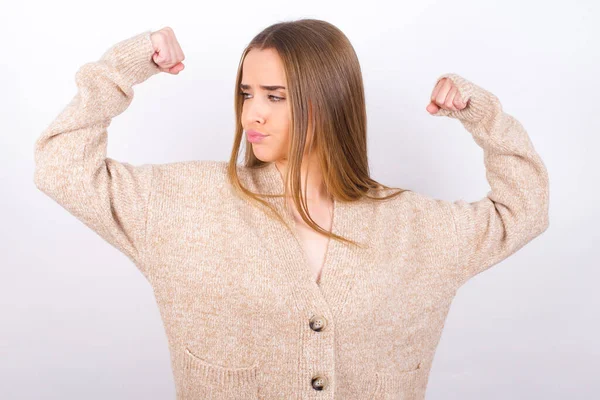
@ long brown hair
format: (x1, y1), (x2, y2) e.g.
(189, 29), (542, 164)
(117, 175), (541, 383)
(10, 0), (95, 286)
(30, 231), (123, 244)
(227, 18), (411, 247)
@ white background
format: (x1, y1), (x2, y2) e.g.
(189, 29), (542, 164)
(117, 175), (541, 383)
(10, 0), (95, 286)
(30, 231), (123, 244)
(2, 0), (598, 398)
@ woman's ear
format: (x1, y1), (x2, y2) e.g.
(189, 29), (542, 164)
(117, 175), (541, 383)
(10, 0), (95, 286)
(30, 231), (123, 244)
(307, 100), (313, 137)
(305, 100), (317, 155)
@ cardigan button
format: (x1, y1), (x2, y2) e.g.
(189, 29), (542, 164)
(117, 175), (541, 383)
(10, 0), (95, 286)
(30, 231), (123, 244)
(311, 375), (328, 391)
(309, 315), (327, 332)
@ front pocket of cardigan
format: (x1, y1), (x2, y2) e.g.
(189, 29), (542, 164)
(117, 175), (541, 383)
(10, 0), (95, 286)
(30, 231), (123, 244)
(180, 347), (260, 400)
(371, 362), (422, 400)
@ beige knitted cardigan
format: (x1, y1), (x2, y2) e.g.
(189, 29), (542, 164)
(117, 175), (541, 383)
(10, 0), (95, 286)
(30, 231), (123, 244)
(33, 30), (550, 400)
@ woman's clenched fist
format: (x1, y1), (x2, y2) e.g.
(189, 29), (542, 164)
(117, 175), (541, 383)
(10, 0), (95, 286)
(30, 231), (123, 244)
(150, 27), (186, 75)
(426, 77), (468, 115)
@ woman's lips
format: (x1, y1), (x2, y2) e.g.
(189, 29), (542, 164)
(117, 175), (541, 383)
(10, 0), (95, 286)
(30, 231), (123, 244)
(247, 129), (266, 136)
(247, 130), (267, 143)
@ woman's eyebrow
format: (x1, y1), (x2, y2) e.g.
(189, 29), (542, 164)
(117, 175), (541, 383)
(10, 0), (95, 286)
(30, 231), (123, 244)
(240, 84), (286, 90)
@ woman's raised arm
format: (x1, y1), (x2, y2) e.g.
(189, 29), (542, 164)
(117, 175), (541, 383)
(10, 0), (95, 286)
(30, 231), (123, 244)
(33, 30), (166, 279)
(429, 73), (550, 285)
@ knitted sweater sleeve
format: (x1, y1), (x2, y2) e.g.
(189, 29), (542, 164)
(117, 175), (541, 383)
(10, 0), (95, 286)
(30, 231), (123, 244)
(433, 73), (550, 285)
(33, 31), (162, 277)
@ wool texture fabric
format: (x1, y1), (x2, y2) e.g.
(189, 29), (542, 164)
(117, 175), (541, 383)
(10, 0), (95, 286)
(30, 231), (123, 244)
(33, 30), (550, 399)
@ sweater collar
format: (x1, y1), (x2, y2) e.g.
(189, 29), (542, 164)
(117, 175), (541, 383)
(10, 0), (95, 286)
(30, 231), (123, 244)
(249, 161), (375, 320)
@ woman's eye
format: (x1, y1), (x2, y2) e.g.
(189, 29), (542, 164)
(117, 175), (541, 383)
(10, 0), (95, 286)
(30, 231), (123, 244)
(239, 92), (284, 103)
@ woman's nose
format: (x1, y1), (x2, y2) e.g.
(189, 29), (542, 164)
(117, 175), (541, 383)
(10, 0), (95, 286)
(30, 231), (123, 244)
(247, 102), (267, 123)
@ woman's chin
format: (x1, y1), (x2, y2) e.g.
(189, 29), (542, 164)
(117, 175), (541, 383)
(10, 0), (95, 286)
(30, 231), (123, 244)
(251, 147), (278, 163)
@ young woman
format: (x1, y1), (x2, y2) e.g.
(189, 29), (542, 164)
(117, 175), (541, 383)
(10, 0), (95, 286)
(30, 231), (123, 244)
(34, 19), (549, 400)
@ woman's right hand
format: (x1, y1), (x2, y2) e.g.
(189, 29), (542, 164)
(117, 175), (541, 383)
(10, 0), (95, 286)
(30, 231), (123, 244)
(150, 27), (185, 75)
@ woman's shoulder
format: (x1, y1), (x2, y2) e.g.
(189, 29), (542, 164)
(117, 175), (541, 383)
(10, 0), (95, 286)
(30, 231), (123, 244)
(151, 160), (230, 191)
(152, 159), (228, 177)
(367, 185), (453, 221)
(152, 159), (227, 173)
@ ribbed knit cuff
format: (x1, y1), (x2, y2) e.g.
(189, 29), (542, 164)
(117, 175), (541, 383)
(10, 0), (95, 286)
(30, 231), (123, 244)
(99, 30), (162, 87)
(431, 73), (502, 126)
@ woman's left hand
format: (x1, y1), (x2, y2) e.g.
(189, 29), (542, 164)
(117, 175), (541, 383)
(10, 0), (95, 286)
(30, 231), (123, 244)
(426, 77), (468, 115)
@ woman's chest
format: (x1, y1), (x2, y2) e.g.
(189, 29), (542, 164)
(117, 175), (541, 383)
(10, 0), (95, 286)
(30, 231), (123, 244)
(291, 205), (334, 285)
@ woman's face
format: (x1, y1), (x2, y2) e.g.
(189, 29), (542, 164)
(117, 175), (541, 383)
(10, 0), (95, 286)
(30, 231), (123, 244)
(240, 48), (307, 164)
